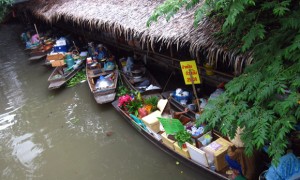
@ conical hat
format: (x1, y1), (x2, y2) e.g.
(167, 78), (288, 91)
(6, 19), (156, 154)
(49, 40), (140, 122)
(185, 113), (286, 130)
(229, 127), (245, 148)
(157, 99), (168, 112)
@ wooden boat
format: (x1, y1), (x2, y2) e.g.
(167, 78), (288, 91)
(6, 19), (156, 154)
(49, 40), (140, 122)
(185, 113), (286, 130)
(112, 95), (230, 180)
(120, 66), (161, 95)
(86, 61), (118, 104)
(47, 60), (84, 90)
(28, 54), (47, 61)
(29, 44), (53, 62)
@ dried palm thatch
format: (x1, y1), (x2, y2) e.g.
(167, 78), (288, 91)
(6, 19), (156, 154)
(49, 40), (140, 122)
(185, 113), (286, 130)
(22, 0), (252, 73)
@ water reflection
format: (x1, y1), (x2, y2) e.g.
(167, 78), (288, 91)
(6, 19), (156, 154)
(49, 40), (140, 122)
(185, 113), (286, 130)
(0, 108), (18, 131)
(63, 91), (116, 146)
(11, 133), (43, 171)
(0, 60), (26, 131)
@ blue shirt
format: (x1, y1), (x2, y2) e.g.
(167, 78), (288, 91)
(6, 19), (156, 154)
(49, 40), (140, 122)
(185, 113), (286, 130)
(96, 49), (107, 60)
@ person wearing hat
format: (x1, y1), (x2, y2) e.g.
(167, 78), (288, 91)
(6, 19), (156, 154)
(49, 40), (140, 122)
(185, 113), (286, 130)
(225, 127), (256, 180)
(95, 44), (108, 61)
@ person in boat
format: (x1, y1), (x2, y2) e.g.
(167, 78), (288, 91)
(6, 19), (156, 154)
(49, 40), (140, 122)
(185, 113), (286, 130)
(225, 131), (256, 180)
(95, 44), (108, 61)
(172, 107), (189, 119)
(21, 31), (31, 44)
(104, 55), (116, 71)
(30, 31), (40, 44)
(87, 42), (96, 57)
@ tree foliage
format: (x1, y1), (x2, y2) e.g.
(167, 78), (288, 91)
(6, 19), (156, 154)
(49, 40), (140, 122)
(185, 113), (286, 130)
(148, 0), (300, 165)
(0, 0), (13, 23)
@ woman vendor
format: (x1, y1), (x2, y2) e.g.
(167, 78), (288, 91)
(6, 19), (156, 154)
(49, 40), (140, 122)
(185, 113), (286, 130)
(225, 128), (256, 180)
(95, 44), (108, 61)
(103, 55), (115, 71)
(30, 31), (40, 44)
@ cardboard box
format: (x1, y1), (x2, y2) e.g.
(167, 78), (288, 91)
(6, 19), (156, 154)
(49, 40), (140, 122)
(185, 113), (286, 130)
(161, 132), (175, 150)
(174, 142), (190, 159)
(51, 60), (65, 67)
(141, 110), (161, 133)
(47, 53), (65, 61)
(203, 137), (233, 171)
(186, 142), (209, 167)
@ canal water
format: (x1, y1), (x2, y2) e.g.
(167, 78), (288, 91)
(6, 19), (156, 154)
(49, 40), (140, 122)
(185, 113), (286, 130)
(0, 23), (215, 180)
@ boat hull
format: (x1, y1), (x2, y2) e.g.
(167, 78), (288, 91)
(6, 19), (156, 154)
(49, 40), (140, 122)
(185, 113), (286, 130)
(86, 62), (118, 104)
(48, 64), (83, 90)
(120, 67), (161, 95)
(111, 99), (228, 179)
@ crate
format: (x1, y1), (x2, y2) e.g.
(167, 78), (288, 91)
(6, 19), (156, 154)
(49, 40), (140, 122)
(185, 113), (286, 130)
(174, 142), (190, 159)
(47, 53), (65, 61)
(202, 137), (233, 171)
(51, 60), (65, 67)
(161, 132), (175, 150)
(141, 110), (161, 133)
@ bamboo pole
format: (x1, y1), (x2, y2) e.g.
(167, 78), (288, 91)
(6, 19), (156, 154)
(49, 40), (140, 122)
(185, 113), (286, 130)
(162, 71), (173, 92)
(72, 41), (79, 52)
(34, 24), (40, 40)
(189, 69), (201, 113)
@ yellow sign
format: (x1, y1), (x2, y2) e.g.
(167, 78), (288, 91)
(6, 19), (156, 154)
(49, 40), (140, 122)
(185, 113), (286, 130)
(180, 60), (201, 85)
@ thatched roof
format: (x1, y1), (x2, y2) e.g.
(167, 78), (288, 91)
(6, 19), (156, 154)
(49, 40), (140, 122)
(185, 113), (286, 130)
(22, 0), (252, 73)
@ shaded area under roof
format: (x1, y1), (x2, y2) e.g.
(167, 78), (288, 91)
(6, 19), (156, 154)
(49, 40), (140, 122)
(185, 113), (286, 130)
(21, 0), (252, 73)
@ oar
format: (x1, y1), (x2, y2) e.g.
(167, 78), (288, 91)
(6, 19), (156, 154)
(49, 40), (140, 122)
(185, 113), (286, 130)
(72, 41), (79, 53)
(162, 71), (174, 92)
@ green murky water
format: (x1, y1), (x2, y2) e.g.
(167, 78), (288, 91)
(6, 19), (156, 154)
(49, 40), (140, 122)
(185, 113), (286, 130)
(0, 23), (215, 180)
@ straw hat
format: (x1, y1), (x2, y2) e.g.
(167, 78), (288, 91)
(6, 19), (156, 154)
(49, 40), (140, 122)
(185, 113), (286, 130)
(229, 127), (245, 148)
(157, 99), (168, 112)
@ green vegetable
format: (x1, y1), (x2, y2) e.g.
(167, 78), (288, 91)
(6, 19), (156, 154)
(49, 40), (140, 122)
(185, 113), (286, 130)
(117, 85), (131, 97)
(67, 70), (86, 87)
(175, 130), (192, 149)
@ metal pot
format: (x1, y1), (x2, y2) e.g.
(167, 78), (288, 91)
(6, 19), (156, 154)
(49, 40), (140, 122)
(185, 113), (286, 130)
(187, 104), (196, 111)
(131, 69), (143, 77)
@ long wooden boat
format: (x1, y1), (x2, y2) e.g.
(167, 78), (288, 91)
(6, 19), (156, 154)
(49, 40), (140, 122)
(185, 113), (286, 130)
(47, 60), (84, 90)
(86, 62), (118, 104)
(112, 96), (229, 179)
(120, 66), (161, 95)
(29, 44), (53, 62)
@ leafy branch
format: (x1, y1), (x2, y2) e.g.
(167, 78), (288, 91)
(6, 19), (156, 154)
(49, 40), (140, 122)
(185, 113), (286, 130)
(149, 0), (300, 165)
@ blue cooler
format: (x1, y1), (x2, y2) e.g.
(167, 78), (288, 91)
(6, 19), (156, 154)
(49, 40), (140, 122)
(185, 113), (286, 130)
(53, 38), (68, 53)
(53, 45), (68, 52)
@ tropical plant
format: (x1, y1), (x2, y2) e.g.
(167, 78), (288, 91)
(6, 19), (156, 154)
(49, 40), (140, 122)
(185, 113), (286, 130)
(175, 130), (193, 149)
(117, 85), (131, 97)
(148, 0), (300, 164)
(126, 99), (143, 117)
(0, 0), (13, 23)
(144, 96), (159, 111)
